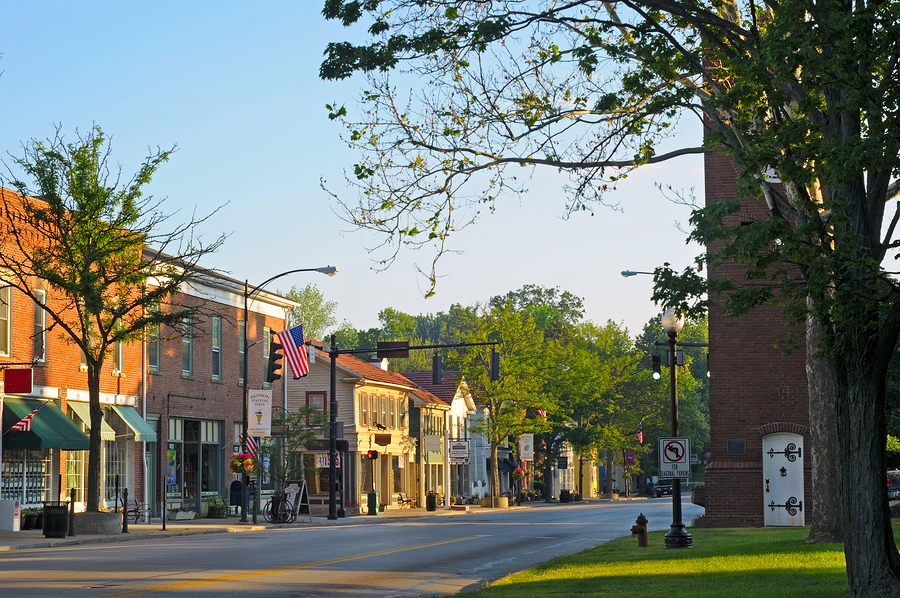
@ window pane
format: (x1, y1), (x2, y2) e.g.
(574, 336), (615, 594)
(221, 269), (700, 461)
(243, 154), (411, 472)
(238, 321), (245, 382)
(211, 316), (222, 379)
(182, 319), (193, 375)
(0, 286), (9, 355)
(33, 290), (46, 362)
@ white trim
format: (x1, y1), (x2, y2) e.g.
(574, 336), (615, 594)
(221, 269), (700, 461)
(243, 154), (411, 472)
(66, 388), (137, 406)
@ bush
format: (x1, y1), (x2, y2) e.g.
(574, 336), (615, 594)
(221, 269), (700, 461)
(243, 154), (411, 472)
(534, 480), (546, 496)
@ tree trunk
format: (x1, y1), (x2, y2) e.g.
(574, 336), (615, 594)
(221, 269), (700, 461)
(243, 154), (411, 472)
(604, 449), (614, 494)
(491, 441), (499, 500)
(542, 438), (554, 501)
(86, 365), (103, 512)
(805, 307), (843, 544)
(834, 356), (900, 596)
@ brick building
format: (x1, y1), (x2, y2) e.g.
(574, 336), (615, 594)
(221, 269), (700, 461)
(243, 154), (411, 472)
(703, 152), (812, 527)
(144, 272), (297, 518)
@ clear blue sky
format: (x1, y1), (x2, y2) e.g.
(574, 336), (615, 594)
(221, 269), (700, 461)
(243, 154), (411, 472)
(1, 2), (703, 336)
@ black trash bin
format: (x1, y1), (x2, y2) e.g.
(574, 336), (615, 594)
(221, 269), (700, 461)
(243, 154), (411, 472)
(426, 492), (437, 511)
(43, 501), (68, 538)
(560, 489), (571, 503)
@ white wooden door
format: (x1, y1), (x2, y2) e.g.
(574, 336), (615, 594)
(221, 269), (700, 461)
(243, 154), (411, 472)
(763, 432), (805, 526)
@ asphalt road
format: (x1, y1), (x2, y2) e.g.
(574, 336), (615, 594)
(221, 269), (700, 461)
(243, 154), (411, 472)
(0, 498), (704, 598)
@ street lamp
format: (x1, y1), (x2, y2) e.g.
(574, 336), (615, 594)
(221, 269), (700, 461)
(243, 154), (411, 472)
(621, 270), (654, 278)
(240, 266), (337, 524)
(660, 306), (693, 549)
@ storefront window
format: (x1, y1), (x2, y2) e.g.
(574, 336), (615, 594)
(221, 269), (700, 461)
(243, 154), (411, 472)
(103, 411), (127, 504)
(303, 454), (339, 495)
(2, 449), (50, 505)
(66, 450), (84, 503)
(392, 456), (402, 493)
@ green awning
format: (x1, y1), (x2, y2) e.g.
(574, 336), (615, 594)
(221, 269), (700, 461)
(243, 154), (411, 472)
(2, 397), (90, 450)
(499, 458), (516, 473)
(67, 401), (116, 441)
(111, 405), (157, 442)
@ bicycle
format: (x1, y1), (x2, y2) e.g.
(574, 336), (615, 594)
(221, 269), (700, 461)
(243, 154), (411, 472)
(263, 493), (295, 524)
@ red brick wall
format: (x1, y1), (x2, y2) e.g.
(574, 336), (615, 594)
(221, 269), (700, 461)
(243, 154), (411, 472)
(703, 151), (812, 527)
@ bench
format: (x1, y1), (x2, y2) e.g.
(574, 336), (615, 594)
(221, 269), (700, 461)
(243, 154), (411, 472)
(397, 493), (414, 508)
(122, 498), (152, 523)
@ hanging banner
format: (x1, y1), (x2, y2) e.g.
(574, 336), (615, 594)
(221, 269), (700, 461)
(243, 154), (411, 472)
(247, 389), (272, 437)
(519, 434), (534, 461)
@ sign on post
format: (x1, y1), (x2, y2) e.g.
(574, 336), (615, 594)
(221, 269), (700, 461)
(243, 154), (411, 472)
(658, 437), (691, 479)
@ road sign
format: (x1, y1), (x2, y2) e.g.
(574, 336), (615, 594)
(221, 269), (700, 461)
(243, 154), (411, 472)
(690, 453), (699, 465)
(658, 437), (691, 479)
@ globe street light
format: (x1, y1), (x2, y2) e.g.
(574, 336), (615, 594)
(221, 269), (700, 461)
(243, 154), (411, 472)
(660, 306), (693, 549)
(241, 266), (337, 524)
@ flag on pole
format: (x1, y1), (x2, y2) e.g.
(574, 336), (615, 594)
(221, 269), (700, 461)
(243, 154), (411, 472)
(275, 325), (309, 378)
(240, 433), (259, 458)
(10, 407), (40, 432)
(637, 430), (644, 445)
(536, 409), (547, 419)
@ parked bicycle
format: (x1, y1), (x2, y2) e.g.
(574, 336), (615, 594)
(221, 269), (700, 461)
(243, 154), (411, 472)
(264, 492), (295, 524)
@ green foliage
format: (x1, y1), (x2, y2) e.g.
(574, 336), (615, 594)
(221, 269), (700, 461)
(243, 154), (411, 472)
(280, 283), (338, 341)
(262, 407), (328, 489)
(1, 125), (225, 512)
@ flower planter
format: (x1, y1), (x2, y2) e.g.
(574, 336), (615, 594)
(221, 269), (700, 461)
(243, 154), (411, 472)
(168, 510), (197, 520)
(207, 506), (228, 519)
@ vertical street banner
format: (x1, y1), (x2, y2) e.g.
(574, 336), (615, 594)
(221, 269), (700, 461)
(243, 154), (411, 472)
(248, 389), (272, 437)
(519, 434), (534, 461)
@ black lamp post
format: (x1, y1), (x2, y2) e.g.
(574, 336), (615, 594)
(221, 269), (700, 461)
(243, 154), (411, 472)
(240, 266), (337, 524)
(661, 306), (693, 549)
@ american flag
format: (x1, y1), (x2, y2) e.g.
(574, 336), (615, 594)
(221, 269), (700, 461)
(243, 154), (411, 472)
(276, 325), (309, 378)
(10, 407), (40, 432)
(637, 430), (644, 445)
(240, 433), (259, 458)
(536, 409), (547, 419)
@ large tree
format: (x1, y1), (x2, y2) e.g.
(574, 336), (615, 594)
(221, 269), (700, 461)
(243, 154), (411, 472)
(282, 283), (338, 341)
(450, 301), (545, 501)
(321, 1), (900, 593)
(1, 125), (225, 512)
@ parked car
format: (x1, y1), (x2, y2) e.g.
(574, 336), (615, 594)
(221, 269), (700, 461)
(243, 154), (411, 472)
(888, 470), (900, 500)
(655, 480), (673, 497)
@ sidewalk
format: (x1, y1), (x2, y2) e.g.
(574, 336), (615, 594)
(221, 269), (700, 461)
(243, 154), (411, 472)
(0, 497), (626, 552)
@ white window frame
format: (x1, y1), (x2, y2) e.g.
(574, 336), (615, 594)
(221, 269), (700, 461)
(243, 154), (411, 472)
(182, 318), (193, 376)
(0, 285), (11, 356)
(211, 316), (222, 380)
(33, 289), (47, 362)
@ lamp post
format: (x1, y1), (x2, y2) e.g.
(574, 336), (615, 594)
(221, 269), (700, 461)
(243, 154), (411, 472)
(660, 306), (693, 549)
(620, 270), (654, 277)
(240, 266), (337, 524)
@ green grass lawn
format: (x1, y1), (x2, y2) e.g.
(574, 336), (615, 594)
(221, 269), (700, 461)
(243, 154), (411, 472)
(465, 527), (852, 598)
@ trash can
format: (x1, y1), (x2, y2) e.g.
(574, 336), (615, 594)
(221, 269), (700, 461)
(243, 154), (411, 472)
(42, 502), (69, 538)
(560, 489), (571, 503)
(367, 491), (380, 516)
(426, 492), (437, 511)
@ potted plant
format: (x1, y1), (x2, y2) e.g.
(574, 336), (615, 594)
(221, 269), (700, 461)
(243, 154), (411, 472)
(230, 453), (256, 476)
(21, 507), (38, 530)
(168, 505), (198, 520)
(207, 495), (228, 518)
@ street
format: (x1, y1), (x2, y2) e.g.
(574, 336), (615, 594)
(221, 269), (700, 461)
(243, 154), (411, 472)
(0, 499), (703, 598)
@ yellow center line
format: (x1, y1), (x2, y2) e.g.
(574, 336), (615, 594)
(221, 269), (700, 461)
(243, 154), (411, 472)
(93, 535), (480, 598)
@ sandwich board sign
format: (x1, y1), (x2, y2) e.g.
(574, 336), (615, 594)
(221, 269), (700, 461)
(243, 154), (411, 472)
(658, 437), (691, 479)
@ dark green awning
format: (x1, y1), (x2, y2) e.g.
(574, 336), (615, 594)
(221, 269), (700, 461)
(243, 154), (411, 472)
(2, 397), (90, 450)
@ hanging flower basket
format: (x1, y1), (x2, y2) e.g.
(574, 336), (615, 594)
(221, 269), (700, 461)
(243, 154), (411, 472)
(512, 467), (526, 481)
(230, 453), (255, 475)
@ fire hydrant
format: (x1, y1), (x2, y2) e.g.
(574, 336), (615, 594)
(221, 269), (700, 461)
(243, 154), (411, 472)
(631, 513), (649, 547)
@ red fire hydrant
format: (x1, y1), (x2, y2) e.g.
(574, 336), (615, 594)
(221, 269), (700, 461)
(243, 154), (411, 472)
(631, 513), (649, 547)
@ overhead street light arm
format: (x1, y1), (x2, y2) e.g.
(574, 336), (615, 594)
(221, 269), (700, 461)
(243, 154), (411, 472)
(240, 265), (338, 524)
(621, 270), (654, 277)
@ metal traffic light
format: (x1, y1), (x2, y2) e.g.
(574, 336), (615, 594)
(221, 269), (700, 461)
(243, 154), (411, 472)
(266, 340), (284, 383)
(366, 450), (379, 460)
(652, 354), (661, 380)
(432, 353), (443, 385)
(490, 349), (500, 381)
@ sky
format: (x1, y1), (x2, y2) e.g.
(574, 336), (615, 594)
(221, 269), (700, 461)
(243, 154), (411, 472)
(0, 2), (704, 337)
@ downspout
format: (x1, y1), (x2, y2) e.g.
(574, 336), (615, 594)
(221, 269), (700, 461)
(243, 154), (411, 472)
(142, 304), (148, 514)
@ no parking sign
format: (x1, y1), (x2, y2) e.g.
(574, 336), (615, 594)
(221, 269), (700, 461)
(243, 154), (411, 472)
(658, 437), (691, 479)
